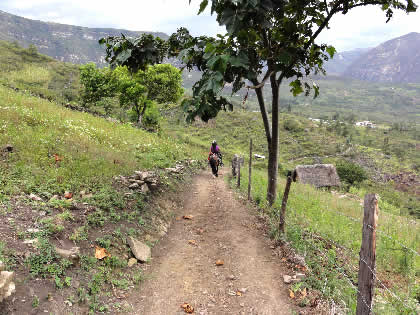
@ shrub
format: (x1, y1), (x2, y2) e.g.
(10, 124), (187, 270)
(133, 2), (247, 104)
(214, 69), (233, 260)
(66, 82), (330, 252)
(336, 160), (368, 187)
(283, 119), (303, 132)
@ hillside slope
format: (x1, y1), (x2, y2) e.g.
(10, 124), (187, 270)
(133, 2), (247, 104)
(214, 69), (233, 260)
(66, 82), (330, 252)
(344, 32), (420, 83)
(0, 10), (168, 65)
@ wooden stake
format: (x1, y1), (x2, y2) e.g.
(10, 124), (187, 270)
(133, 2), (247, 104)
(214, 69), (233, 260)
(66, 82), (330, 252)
(356, 194), (379, 315)
(279, 171), (293, 234)
(248, 139), (252, 200)
(237, 161), (241, 188)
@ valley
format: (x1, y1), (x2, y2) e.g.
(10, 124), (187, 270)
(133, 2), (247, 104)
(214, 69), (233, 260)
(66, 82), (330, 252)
(0, 7), (418, 315)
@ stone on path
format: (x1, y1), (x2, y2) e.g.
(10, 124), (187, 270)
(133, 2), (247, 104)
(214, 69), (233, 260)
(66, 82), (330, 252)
(128, 258), (138, 267)
(127, 237), (151, 263)
(283, 275), (292, 284)
(0, 263), (16, 303)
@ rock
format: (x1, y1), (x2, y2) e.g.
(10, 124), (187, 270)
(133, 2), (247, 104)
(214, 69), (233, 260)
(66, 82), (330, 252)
(141, 184), (150, 194)
(0, 271), (15, 303)
(127, 237), (151, 263)
(129, 183), (140, 189)
(29, 193), (42, 201)
(27, 228), (40, 233)
(23, 238), (39, 246)
(128, 258), (137, 267)
(283, 275), (292, 284)
(55, 247), (80, 262)
(227, 275), (236, 280)
(295, 272), (306, 280)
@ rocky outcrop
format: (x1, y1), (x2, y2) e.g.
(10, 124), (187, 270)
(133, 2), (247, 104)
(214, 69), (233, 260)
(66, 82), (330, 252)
(344, 32), (420, 83)
(114, 161), (198, 193)
(0, 10), (168, 65)
(0, 261), (15, 303)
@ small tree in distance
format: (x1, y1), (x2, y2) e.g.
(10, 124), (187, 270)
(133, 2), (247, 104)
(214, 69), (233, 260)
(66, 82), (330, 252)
(100, 0), (416, 205)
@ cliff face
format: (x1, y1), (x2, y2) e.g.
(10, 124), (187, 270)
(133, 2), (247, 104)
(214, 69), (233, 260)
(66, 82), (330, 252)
(324, 48), (371, 75)
(0, 10), (168, 65)
(344, 32), (420, 83)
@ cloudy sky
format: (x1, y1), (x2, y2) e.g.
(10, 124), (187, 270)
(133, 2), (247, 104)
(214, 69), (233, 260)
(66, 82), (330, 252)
(0, 0), (419, 51)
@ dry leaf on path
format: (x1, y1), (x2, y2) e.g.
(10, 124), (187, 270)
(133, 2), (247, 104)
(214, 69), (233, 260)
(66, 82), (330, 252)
(300, 287), (307, 297)
(181, 303), (194, 313)
(236, 291), (242, 296)
(188, 240), (197, 246)
(183, 215), (194, 220)
(64, 192), (73, 199)
(95, 246), (111, 260)
(215, 259), (224, 266)
(289, 290), (295, 299)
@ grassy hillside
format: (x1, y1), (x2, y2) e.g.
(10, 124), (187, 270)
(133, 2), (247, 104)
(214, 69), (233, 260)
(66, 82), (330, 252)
(0, 85), (203, 313)
(0, 40), (80, 103)
(182, 70), (420, 123)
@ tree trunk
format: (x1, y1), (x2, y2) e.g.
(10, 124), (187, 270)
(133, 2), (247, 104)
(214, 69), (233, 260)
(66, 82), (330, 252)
(137, 104), (147, 126)
(267, 73), (280, 206)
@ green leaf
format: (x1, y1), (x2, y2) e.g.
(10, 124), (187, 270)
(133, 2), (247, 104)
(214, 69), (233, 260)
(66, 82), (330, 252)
(289, 80), (303, 97)
(326, 46), (336, 58)
(198, 0), (209, 14)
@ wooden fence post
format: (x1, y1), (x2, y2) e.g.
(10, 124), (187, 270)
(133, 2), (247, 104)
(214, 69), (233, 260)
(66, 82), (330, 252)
(248, 139), (252, 200)
(279, 170), (293, 234)
(237, 161), (241, 188)
(356, 194), (379, 315)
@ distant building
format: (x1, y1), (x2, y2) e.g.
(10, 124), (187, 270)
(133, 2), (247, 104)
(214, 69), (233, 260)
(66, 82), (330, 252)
(355, 121), (376, 128)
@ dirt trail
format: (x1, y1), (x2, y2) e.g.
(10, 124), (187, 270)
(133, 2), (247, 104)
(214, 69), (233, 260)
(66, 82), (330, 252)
(129, 170), (295, 314)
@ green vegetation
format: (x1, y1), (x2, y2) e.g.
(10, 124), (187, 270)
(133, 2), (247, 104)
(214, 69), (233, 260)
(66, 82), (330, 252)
(0, 40), (80, 103)
(230, 168), (419, 314)
(80, 63), (183, 128)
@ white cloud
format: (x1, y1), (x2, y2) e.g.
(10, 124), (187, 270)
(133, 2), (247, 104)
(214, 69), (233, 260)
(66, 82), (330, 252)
(1, 0), (419, 51)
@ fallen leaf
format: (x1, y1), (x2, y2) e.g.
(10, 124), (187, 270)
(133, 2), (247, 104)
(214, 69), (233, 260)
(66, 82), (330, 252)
(188, 240), (197, 246)
(181, 303), (194, 313)
(281, 258), (287, 262)
(183, 215), (193, 220)
(215, 259), (224, 266)
(289, 290), (295, 299)
(236, 291), (242, 296)
(196, 228), (204, 235)
(301, 287), (307, 297)
(95, 246), (111, 260)
(64, 192), (73, 199)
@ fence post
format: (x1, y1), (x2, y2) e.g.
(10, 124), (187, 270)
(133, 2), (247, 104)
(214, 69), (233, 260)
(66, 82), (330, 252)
(279, 170), (293, 234)
(248, 139), (252, 200)
(356, 194), (379, 315)
(237, 161), (241, 188)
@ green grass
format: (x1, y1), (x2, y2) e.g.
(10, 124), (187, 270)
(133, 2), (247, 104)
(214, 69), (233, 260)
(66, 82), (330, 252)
(0, 85), (200, 196)
(0, 40), (80, 103)
(230, 168), (419, 314)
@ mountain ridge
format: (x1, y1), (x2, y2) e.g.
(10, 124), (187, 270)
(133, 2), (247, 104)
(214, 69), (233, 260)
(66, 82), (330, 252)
(0, 10), (168, 65)
(344, 32), (420, 83)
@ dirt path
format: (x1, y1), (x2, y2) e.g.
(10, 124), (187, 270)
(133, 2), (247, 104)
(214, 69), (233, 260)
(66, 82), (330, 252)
(129, 169), (295, 314)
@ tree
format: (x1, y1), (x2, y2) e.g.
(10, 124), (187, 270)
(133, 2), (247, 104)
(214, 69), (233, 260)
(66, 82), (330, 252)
(80, 63), (116, 107)
(100, 0), (416, 205)
(79, 62), (183, 126)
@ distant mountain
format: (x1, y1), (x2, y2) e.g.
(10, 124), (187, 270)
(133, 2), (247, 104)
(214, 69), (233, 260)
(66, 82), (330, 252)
(0, 10), (168, 65)
(324, 48), (371, 75)
(344, 32), (420, 83)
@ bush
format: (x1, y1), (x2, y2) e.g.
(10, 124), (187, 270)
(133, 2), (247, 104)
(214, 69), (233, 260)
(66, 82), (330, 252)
(283, 119), (303, 132)
(336, 160), (368, 187)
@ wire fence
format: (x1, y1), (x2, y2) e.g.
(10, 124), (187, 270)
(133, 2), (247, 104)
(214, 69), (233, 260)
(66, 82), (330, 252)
(288, 200), (419, 314)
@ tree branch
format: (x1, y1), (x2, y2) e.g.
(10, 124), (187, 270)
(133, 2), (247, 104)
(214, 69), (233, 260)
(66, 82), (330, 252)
(252, 79), (272, 145)
(246, 71), (274, 89)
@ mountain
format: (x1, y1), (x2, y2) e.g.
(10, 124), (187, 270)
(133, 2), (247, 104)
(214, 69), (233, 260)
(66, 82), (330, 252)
(0, 10), (168, 65)
(344, 32), (420, 83)
(324, 48), (371, 75)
